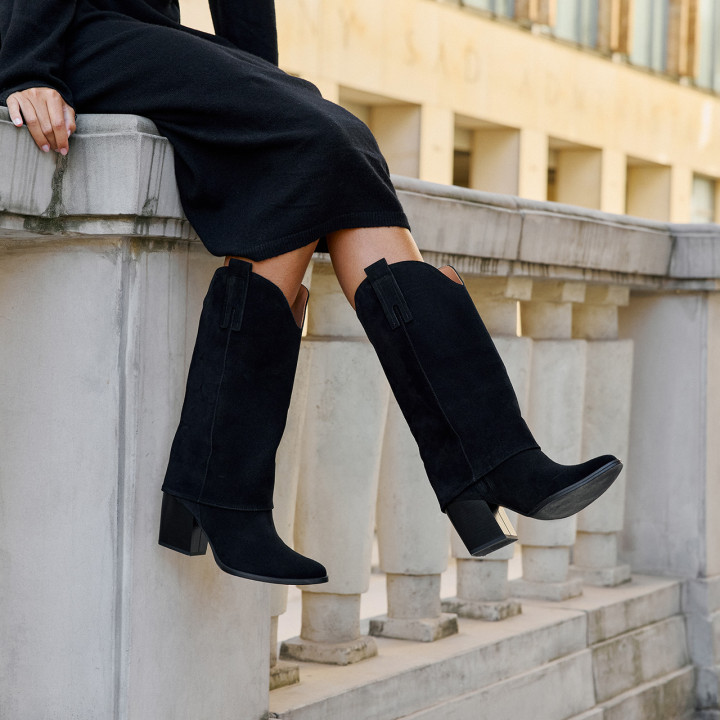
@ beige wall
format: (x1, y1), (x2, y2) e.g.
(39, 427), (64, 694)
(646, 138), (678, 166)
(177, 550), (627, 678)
(179, 0), (720, 222)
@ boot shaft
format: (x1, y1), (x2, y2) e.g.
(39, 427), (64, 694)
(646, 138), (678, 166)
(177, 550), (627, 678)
(162, 259), (306, 510)
(355, 259), (538, 509)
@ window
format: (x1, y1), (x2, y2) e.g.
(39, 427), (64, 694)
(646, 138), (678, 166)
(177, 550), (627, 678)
(554, 0), (599, 47)
(630, 0), (669, 72)
(461, 0), (515, 18)
(691, 176), (716, 223)
(697, 0), (720, 91)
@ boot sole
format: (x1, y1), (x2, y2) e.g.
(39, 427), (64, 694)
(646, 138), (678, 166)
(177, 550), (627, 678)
(208, 542), (329, 585)
(209, 547), (329, 585)
(159, 531), (329, 586)
(527, 459), (623, 520)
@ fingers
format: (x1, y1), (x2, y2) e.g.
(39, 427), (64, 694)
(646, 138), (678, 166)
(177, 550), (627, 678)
(47, 92), (69, 154)
(8, 88), (76, 155)
(14, 94), (51, 152)
(64, 104), (77, 137)
(6, 94), (24, 128)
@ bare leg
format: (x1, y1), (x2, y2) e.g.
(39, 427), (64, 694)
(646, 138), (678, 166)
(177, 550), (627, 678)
(225, 239), (319, 308)
(325, 227), (424, 308)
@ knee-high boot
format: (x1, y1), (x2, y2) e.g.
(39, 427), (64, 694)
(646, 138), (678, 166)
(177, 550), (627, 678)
(354, 258), (622, 557)
(158, 258), (328, 585)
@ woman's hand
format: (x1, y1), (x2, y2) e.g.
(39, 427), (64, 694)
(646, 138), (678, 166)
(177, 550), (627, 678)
(6, 87), (76, 156)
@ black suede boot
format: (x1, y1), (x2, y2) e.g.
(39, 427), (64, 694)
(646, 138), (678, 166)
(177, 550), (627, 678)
(354, 258), (622, 557)
(158, 258), (328, 585)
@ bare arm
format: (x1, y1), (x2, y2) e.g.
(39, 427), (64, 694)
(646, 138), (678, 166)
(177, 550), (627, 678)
(0, 0), (78, 153)
(208, 0), (278, 66)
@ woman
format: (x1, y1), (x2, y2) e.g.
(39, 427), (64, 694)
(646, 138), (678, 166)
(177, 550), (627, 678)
(1, 0), (622, 585)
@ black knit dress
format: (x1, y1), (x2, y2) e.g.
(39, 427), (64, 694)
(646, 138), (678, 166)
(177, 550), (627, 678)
(0, 0), (411, 259)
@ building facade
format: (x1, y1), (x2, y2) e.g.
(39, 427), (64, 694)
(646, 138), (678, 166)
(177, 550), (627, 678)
(180, 0), (720, 224)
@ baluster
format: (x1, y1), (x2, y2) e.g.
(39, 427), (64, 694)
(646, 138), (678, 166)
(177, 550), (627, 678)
(441, 276), (531, 619)
(280, 263), (389, 665)
(570, 285), (633, 586)
(369, 395), (457, 642)
(510, 281), (586, 601)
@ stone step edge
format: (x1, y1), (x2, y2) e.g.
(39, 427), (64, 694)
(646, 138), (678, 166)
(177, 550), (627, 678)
(271, 578), (685, 720)
(270, 610), (588, 720)
(393, 649), (595, 720)
(520, 574), (682, 645)
(598, 665), (696, 717)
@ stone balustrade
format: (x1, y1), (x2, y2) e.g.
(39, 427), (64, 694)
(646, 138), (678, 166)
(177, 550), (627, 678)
(2, 110), (720, 718)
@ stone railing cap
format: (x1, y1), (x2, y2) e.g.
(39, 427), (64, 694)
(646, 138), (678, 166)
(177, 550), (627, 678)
(1, 109), (719, 286)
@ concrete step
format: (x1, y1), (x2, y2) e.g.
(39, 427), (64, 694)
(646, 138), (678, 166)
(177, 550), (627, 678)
(567, 710), (604, 720)
(398, 650), (595, 720)
(270, 606), (587, 720)
(600, 666), (695, 720)
(269, 575), (688, 720)
(523, 574), (681, 645)
(592, 615), (689, 703)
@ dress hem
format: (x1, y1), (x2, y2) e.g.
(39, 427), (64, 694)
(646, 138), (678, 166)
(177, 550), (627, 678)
(206, 209), (412, 259)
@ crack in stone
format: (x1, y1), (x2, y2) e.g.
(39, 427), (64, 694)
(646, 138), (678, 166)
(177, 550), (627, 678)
(22, 154), (69, 234)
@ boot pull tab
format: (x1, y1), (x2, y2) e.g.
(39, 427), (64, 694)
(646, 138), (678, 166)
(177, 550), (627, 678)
(221, 258), (251, 331)
(364, 258), (413, 330)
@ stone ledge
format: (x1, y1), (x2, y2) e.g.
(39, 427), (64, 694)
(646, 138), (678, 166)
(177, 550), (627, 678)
(0, 109), (192, 240)
(3, 109), (719, 290)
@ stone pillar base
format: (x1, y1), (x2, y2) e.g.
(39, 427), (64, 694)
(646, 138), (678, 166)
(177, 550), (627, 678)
(442, 596), (522, 621)
(509, 576), (583, 601)
(280, 635), (377, 666)
(368, 613), (458, 642)
(570, 563), (631, 587)
(269, 661), (300, 691)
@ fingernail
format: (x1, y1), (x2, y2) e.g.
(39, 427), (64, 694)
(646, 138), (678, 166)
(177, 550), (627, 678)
(13, 117), (22, 126)
(60, 148), (68, 156)
(42, 144), (50, 152)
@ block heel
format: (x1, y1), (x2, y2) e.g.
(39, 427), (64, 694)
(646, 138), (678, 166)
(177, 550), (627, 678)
(446, 496), (518, 557)
(158, 492), (208, 557)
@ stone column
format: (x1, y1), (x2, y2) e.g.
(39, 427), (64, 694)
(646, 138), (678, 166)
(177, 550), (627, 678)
(620, 291), (720, 713)
(626, 163), (672, 221)
(419, 104), (454, 185)
(370, 104), (421, 178)
(0, 112), (271, 719)
(470, 127), (521, 195)
(369, 396), (457, 642)
(555, 148), (603, 210)
(280, 264), (389, 665)
(518, 128), (549, 201)
(510, 281), (587, 601)
(0, 240), (271, 719)
(571, 286), (634, 587)
(441, 277), (531, 620)
(269, 275), (314, 688)
(600, 148), (627, 215)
